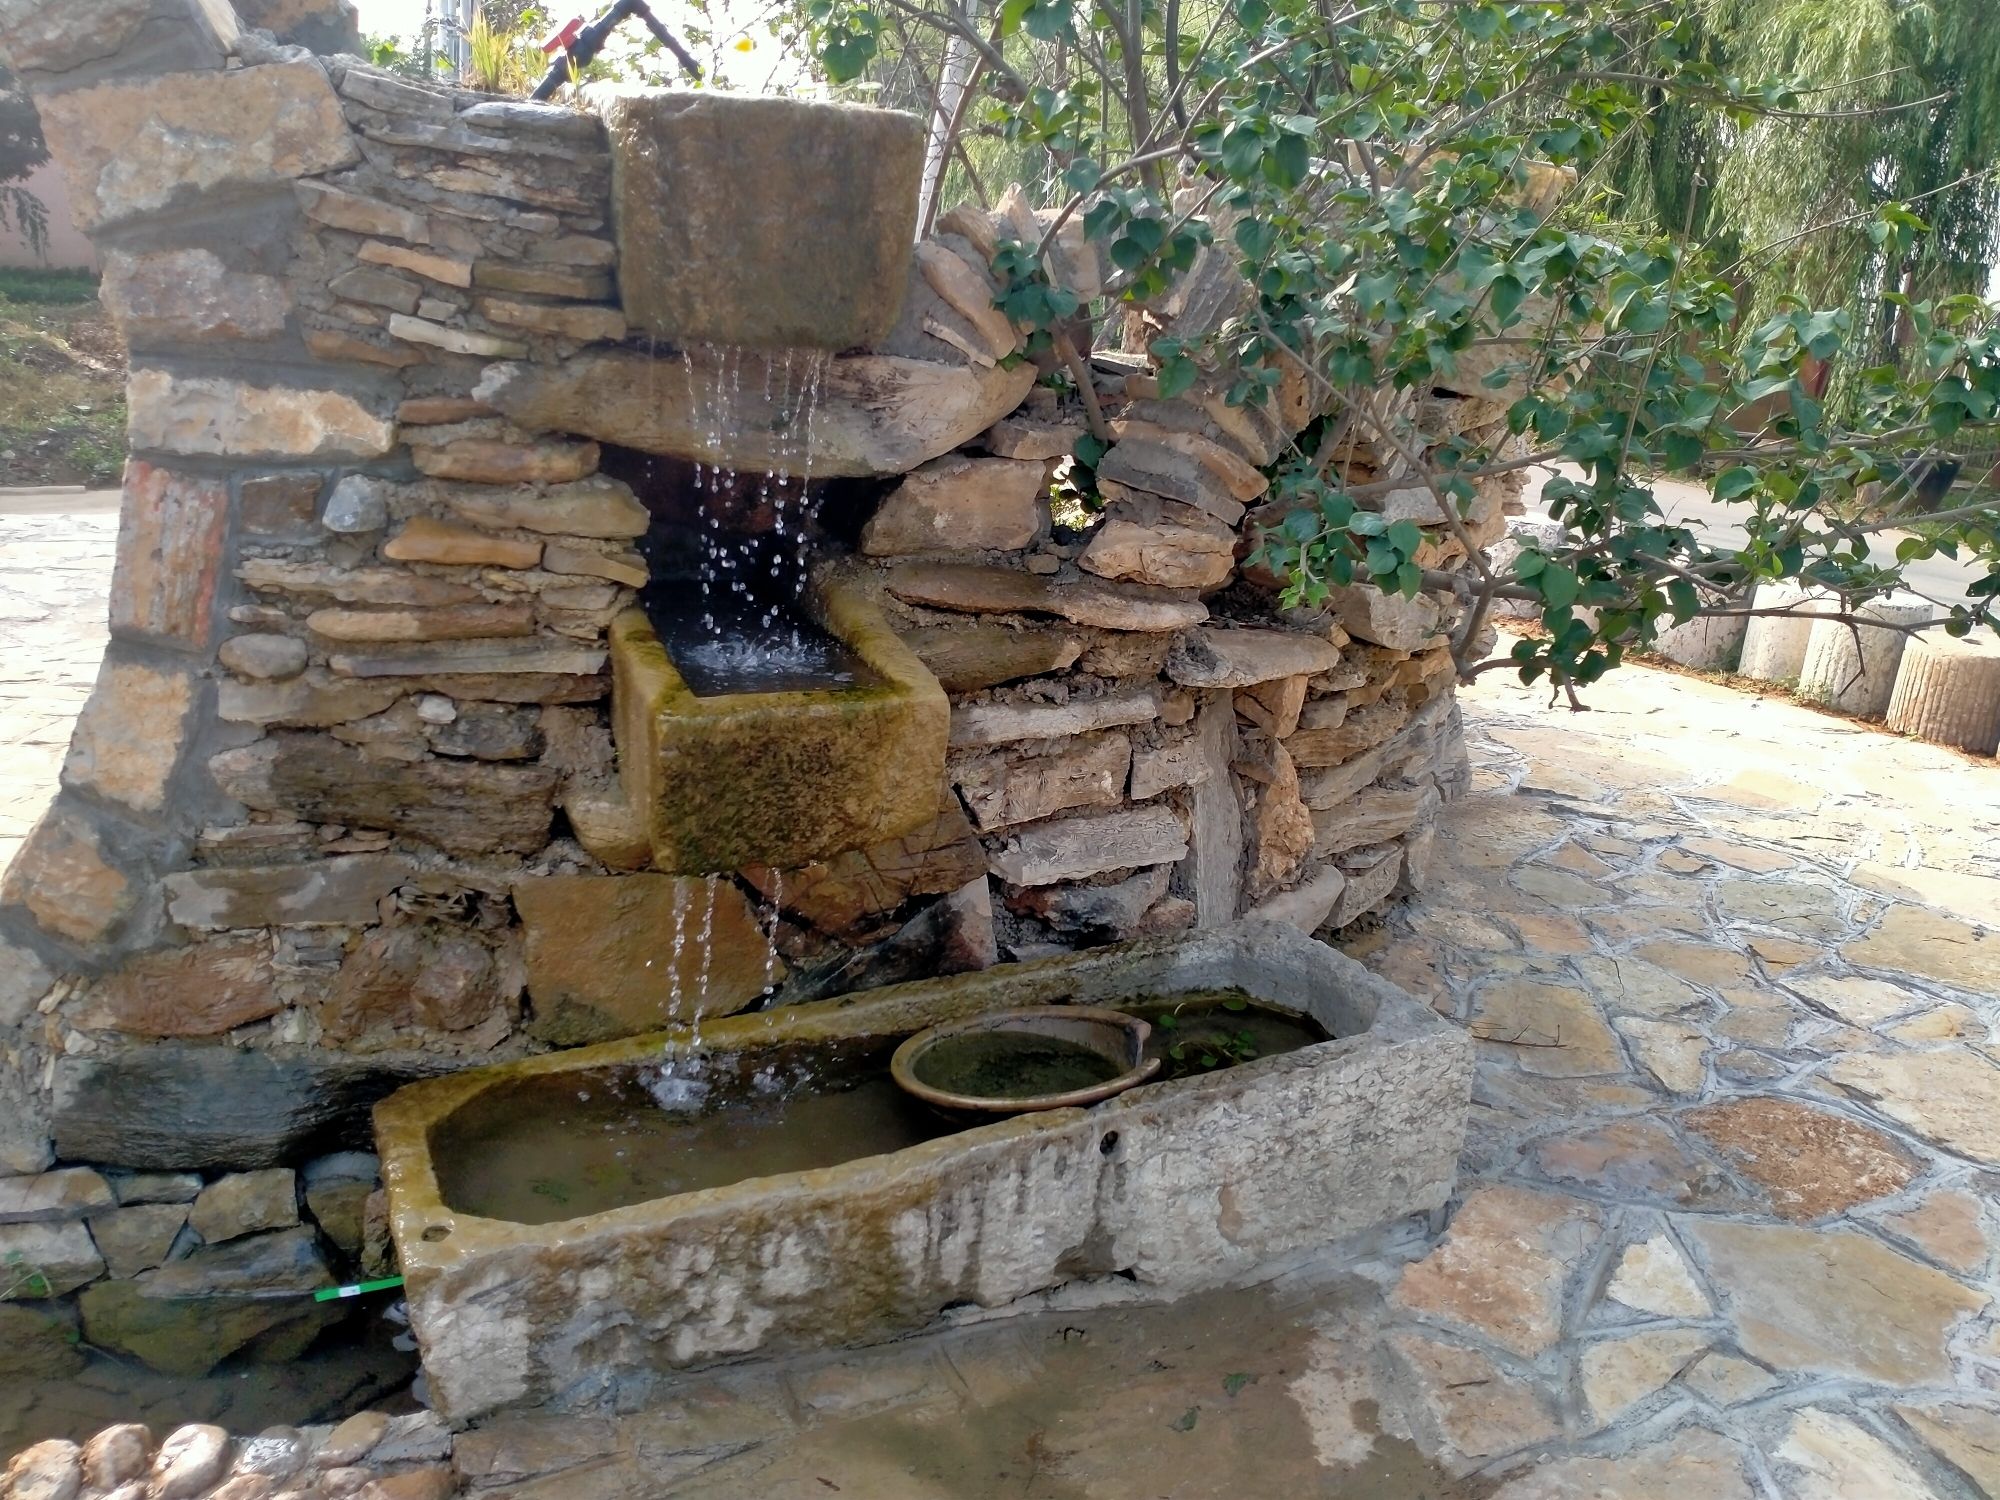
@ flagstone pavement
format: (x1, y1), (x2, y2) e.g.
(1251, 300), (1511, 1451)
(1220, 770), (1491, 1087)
(4, 504), (2000, 1497)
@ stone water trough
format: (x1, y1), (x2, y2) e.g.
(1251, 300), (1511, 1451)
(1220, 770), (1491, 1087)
(374, 922), (1470, 1424)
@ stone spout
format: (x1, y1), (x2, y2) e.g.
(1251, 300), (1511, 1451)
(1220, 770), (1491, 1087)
(603, 90), (925, 351)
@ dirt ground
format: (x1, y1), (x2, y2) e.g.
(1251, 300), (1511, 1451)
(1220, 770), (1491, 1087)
(0, 268), (126, 489)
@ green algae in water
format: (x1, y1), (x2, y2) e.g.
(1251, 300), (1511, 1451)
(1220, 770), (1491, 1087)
(1123, 989), (1329, 1081)
(911, 1031), (1124, 1099)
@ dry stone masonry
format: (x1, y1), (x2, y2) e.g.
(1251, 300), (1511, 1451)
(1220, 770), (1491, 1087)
(0, 0), (1500, 1372)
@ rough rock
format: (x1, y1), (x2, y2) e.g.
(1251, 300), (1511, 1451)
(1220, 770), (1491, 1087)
(1844, 905), (2000, 994)
(1877, 1189), (1989, 1273)
(1469, 977), (1623, 1076)
(1393, 1185), (1602, 1356)
(0, 1221), (105, 1298)
(318, 923), (520, 1042)
(1322, 582), (1443, 650)
(1006, 866), (1171, 941)
(1167, 627), (1343, 688)
(482, 349), (1037, 479)
(953, 732), (1131, 831)
(381, 517), (543, 569)
(104, 248), (288, 345)
(1894, 1401), (2000, 1496)
(79, 937), (279, 1037)
(426, 702), (544, 760)
(1, 1440), (82, 1500)
(743, 802), (986, 941)
(111, 463), (227, 647)
(947, 687), (1158, 748)
(1293, 701), (1411, 772)
(1097, 440), (1247, 526)
(1580, 1328), (1709, 1424)
(52, 1047), (447, 1171)
(149, 1426), (232, 1500)
(79, 1424), (151, 1493)
(60, 659), (194, 814)
(0, 1301), (84, 1381)
(861, 454), (1044, 556)
(0, 0), (237, 76)
(0, 1168), (114, 1224)
(189, 1169), (299, 1244)
(514, 875), (780, 1045)
(0, 1059), (53, 1176)
(1079, 507), (1237, 591)
(219, 634), (309, 681)
(897, 623), (1082, 691)
(304, 603), (535, 642)
(1687, 1220), (1983, 1384)
(1613, 1016), (1709, 1094)
(1246, 740), (1314, 897)
(0, 803), (133, 944)
(209, 736), (556, 856)
(605, 92), (921, 349)
(237, 559), (481, 607)
(1311, 783), (1441, 859)
(88, 1203), (189, 1278)
(38, 62), (357, 230)
(478, 298), (626, 343)
(438, 476), (646, 538)
(1682, 1096), (1919, 1221)
(986, 805), (1189, 886)
(1244, 863), (1348, 933)
(1532, 1117), (1755, 1211)
(126, 371), (394, 460)
(885, 561), (1208, 632)
(162, 854), (418, 929)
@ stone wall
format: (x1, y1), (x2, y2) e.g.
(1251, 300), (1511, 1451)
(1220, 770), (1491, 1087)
(0, 0), (1499, 1370)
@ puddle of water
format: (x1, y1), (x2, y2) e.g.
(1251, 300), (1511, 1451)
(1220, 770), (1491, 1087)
(2, 1311), (417, 1468)
(911, 1032), (1123, 1098)
(1122, 989), (1330, 1081)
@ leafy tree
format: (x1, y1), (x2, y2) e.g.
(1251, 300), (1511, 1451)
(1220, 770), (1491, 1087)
(0, 67), (49, 261)
(795, 0), (2000, 698)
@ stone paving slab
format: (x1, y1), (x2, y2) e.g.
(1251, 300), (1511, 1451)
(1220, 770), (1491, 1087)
(4, 515), (1999, 1496)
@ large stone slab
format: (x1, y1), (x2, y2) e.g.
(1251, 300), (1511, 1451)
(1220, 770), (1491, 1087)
(60, 660), (195, 813)
(1687, 1220), (1982, 1384)
(514, 875), (779, 1046)
(860, 454), (1044, 556)
(0, 0), (239, 77)
(77, 937), (280, 1037)
(209, 736), (556, 856)
(1491, 1428), (1756, 1500)
(111, 463), (228, 648)
(0, 801), (133, 944)
(987, 805), (1189, 886)
(162, 854), (419, 929)
(127, 371), (395, 460)
(478, 349), (1036, 479)
(1392, 1185), (1601, 1357)
(377, 922), (1471, 1421)
(38, 60), (359, 230)
(1681, 1096), (1918, 1220)
(52, 1046), (451, 1171)
(604, 92), (922, 350)
(1826, 1049), (2000, 1164)
(1166, 627), (1343, 688)
(884, 561), (1208, 631)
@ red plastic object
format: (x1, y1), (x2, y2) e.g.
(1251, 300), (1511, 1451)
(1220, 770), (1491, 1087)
(541, 16), (585, 54)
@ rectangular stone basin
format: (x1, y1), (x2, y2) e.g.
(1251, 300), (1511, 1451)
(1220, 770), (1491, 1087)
(374, 923), (1471, 1424)
(610, 576), (948, 874)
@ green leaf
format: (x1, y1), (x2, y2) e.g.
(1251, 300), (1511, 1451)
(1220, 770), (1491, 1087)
(1171, 1408), (1200, 1433)
(1539, 564), (1580, 609)
(1713, 467), (1756, 500)
(1155, 355), (1199, 400)
(1267, 133), (1310, 189)
(1073, 432), (1107, 469)
(1667, 578), (1698, 623)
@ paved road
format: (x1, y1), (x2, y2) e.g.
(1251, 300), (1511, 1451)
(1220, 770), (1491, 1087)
(1530, 464), (1991, 613)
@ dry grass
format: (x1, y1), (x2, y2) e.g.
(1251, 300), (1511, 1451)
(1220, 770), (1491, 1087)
(0, 269), (125, 488)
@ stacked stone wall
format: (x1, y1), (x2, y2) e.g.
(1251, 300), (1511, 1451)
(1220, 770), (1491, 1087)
(0, 0), (1500, 1369)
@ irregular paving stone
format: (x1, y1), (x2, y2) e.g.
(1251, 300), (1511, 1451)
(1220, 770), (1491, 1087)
(1681, 1351), (1777, 1406)
(1576, 955), (1712, 1019)
(1845, 905), (2000, 994)
(1894, 1400), (2000, 1496)
(1580, 1327), (1710, 1423)
(1681, 1097), (1920, 1221)
(38, 62), (357, 230)
(1392, 1185), (1602, 1356)
(1688, 1220), (1983, 1384)
(1775, 1408), (1944, 1500)
(1385, 1331), (1560, 1466)
(87, 1203), (190, 1279)
(1468, 977), (1624, 1076)
(1490, 1427), (1757, 1500)
(514, 875), (779, 1045)
(209, 736), (557, 856)
(79, 937), (280, 1037)
(861, 454), (1044, 555)
(1604, 1233), (1712, 1318)
(190, 1169), (299, 1244)
(127, 371), (394, 461)
(1877, 1189), (1990, 1273)
(0, 1221), (105, 1298)
(1789, 972), (1925, 1026)
(1613, 1017), (1709, 1093)
(1826, 1050), (2000, 1164)
(52, 1047), (448, 1171)
(1531, 1117), (1758, 1212)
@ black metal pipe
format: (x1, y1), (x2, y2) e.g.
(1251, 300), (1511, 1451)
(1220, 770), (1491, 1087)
(530, 0), (702, 101)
